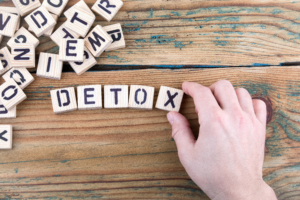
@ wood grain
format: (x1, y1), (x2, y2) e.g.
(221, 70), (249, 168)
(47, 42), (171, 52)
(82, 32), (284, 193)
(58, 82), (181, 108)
(3, 0), (300, 66)
(0, 67), (298, 199)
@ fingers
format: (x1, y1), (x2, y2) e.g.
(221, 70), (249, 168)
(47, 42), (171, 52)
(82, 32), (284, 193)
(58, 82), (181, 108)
(167, 112), (195, 159)
(235, 88), (255, 115)
(182, 82), (221, 123)
(252, 99), (267, 124)
(209, 80), (240, 111)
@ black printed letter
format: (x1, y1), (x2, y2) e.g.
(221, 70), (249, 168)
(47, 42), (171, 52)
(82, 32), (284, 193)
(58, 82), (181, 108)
(66, 40), (77, 57)
(70, 12), (87, 25)
(98, 0), (116, 14)
(2, 85), (18, 101)
(84, 88), (95, 105)
(0, 14), (11, 31)
(31, 11), (47, 28)
(110, 88), (121, 105)
(134, 89), (147, 105)
(57, 90), (70, 107)
(88, 32), (105, 51)
(14, 49), (30, 60)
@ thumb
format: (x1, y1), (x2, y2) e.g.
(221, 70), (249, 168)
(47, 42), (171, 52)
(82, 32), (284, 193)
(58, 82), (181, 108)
(167, 112), (195, 159)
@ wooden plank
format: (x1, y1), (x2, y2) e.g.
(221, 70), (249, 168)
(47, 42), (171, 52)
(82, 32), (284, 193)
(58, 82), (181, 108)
(0, 67), (298, 199)
(3, 0), (300, 66)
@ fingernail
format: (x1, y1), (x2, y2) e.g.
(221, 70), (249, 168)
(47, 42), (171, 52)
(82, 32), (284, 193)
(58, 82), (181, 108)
(167, 112), (174, 125)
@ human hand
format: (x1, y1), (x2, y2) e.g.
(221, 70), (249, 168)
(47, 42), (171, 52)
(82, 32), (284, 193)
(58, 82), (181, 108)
(167, 81), (277, 200)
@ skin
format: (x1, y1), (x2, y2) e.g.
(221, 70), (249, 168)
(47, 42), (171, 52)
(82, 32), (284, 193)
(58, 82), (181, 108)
(167, 81), (277, 200)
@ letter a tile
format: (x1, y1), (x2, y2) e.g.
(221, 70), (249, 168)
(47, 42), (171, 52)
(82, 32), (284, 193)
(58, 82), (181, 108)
(25, 6), (56, 37)
(155, 86), (184, 112)
(0, 125), (13, 149)
(92, 0), (123, 22)
(0, 79), (27, 110)
(84, 25), (112, 57)
(50, 87), (77, 114)
(104, 85), (128, 108)
(10, 43), (35, 68)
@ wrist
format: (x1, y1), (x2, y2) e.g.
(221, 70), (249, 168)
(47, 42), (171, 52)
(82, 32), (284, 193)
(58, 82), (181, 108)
(210, 180), (277, 200)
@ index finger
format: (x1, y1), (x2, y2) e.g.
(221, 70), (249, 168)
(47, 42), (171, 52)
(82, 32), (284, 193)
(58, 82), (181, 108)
(182, 82), (221, 124)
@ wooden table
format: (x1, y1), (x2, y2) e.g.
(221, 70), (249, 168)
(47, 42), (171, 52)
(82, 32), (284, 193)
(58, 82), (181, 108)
(0, 0), (300, 199)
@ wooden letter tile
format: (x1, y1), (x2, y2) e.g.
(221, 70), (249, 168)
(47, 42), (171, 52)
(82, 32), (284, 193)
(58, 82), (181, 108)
(129, 85), (154, 110)
(50, 87), (77, 114)
(24, 6), (56, 37)
(59, 39), (84, 62)
(69, 47), (97, 75)
(64, 0), (94, 19)
(155, 86), (184, 112)
(37, 52), (63, 80)
(103, 23), (125, 51)
(0, 125), (13, 149)
(104, 85), (128, 108)
(0, 100), (16, 119)
(0, 11), (19, 37)
(11, 43), (35, 68)
(29, 14), (58, 37)
(42, 0), (69, 16)
(50, 22), (80, 46)
(0, 78), (27, 110)
(7, 27), (40, 48)
(84, 25), (112, 57)
(77, 85), (102, 110)
(92, 0), (123, 22)
(0, 47), (13, 75)
(2, 68), (34, 89)
(12, 0), (41, 16)
(65, 7), (95, 37)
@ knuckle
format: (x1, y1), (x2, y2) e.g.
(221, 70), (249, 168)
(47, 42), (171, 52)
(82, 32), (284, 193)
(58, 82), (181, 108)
(254, 99), (267, 109)
(216, 80), (232, 88)
(236, 87), (249, 96)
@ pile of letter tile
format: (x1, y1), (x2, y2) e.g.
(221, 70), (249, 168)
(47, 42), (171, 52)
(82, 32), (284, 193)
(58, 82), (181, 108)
(0, 0), (184, 149)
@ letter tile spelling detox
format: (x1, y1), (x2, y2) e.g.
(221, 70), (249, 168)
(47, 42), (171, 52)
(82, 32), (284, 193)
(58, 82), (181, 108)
(155, 86), (184, 112)
(129, 85), (155, 110)
(77, 85), (102, 110)
(50, 87), (77, 114)
(104, 85), (128, 108)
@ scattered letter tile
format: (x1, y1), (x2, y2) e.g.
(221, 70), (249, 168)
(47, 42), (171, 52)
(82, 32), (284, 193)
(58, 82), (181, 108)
(10, 43), (35, 68)
(84, 25), (112, 57)
(69, 47), (97, 75)
(0, 125), (13, 149)
(0, 78), (27, 110)
(103, 23), (125, 51)
(104, 85), (128, 108)
(92, 0), (123, 22)
(12, 0), (41, 16)
(29, 14), (58, 37)
(2, 68), (34, 89)
(77, 85), (102, 110)
(59, 39), (84, 62)
(50, 22), (80, 46)
(42, 0), (69, 16)
(155, 86), (184, 112)
(37, 52), (63, 80)
(50, 87), (77, 114)
(25, 6), (56, 37)
(0, 47), (13, 75)
(0, 11), (19, 37)
(129, 85), (155, 110)
(0, 100), (16, 119)
(7, 27), (40, 48)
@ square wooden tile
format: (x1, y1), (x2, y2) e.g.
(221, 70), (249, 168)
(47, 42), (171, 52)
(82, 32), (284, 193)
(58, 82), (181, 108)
(0, 100), (16, 119)
(104, 85), (128, 108)
(0, 125), (13, 149)
(12, 0), (41, 16)
(69, 47), (97, 75)
(65, 7), (95, 37)
(0, 78), (27, 110)
(10, 43), (35, 68)
(24, 6), (56, 37)
(50, 87), (77, 114)
(7, 27), (40, 48)
(92, 0), (123, 22)
(64, 0), (94, 19)
(29, 14), (58, 37)
(77, 85), (102, 110)
(84, 25), (112, 57)
(2, 68), (34, 89)
(0, 8), (20, 33)
(37, 52), (63, 80)
(59, 39), (84, 62)
(155, 86), (184, 112)
(50, 22), (80, 46)
(0, 47), (13, 75)
(103, 23), (125, 51)
(0, 11), (19, 37)
(42, 0), (69, 16)
(129, 85), (155, 110)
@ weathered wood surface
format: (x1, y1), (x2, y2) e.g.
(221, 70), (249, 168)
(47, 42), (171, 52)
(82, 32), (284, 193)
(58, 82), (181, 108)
(3, 0), (300, 66)
(0, 67), (298, 199)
